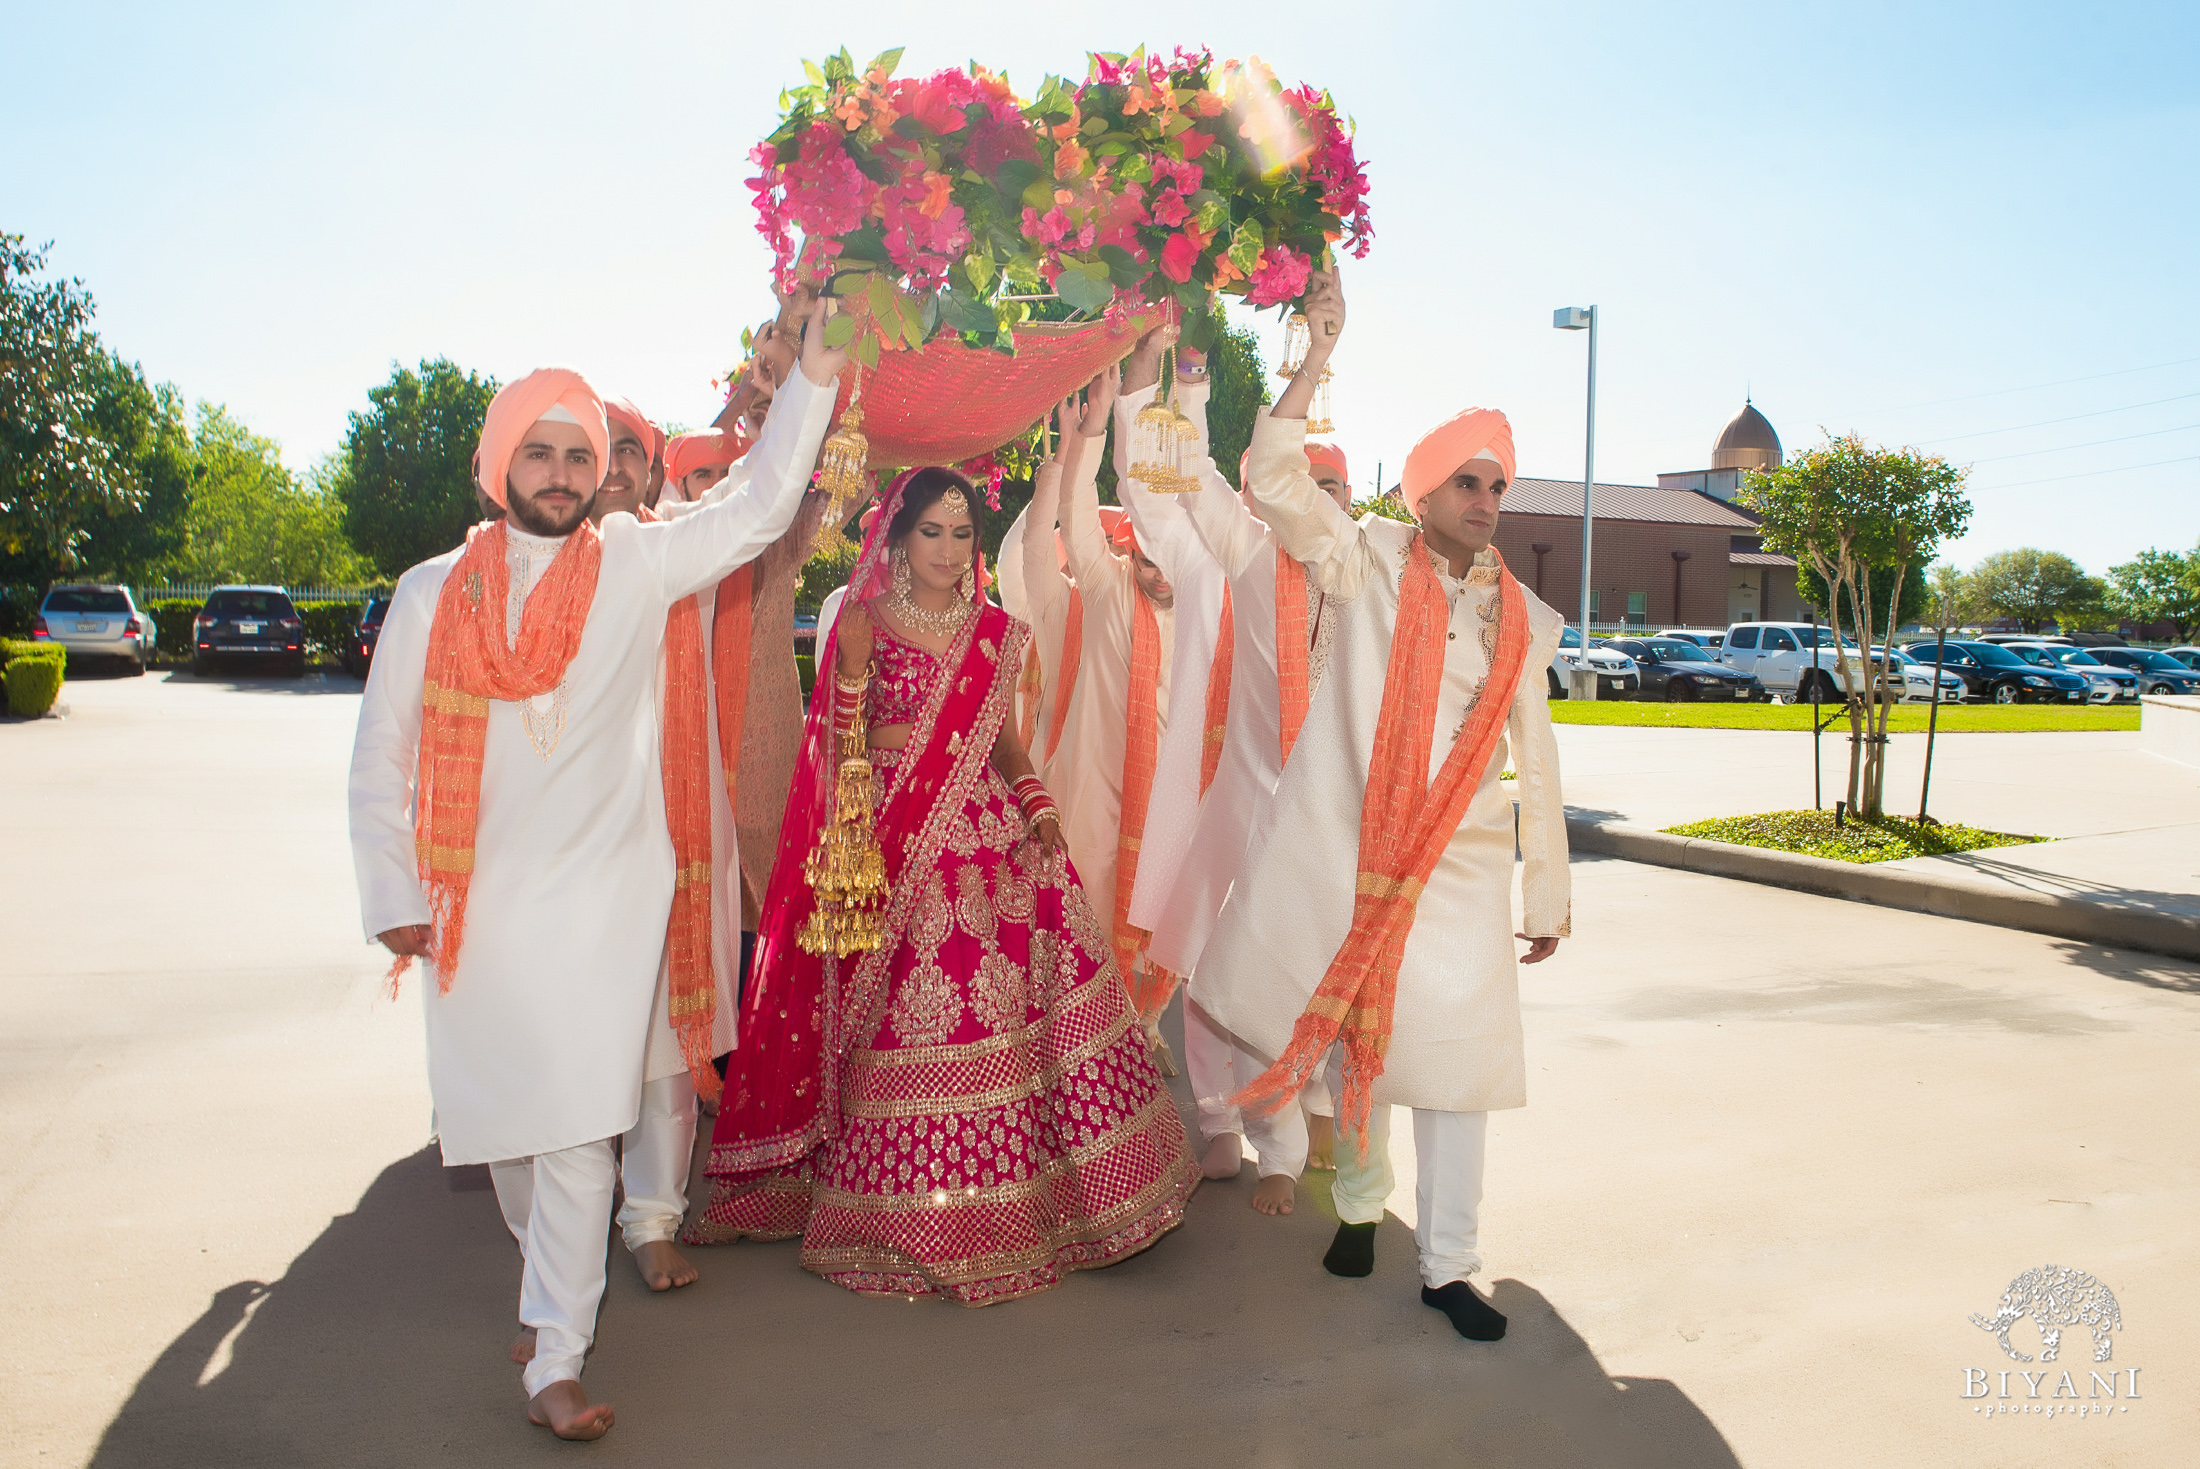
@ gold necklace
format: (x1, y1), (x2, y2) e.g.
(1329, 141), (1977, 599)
(887, 585), (970, 639)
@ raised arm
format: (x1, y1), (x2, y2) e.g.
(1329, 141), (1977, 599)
(1244, 271), (1378, 599)
(1058, 379), (1128, 602)
(1018, 450), (1070, 625)
(646, 296), (846, 603)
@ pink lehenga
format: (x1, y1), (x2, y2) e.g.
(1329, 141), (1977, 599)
(686, 475), (1193, 1305)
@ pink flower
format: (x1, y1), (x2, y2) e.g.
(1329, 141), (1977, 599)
(1159, 229), (1204, 284)
(967, 114), (1040, 177)
(1021, 205), (1072, 247)
(1245, 244), (1312, 306)
(1148, 190), (1189, 227)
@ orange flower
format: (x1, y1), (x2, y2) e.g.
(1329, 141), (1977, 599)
(920, 171), (953, 219)
(1194, 89), (1226, 118)
(1054, 138), (1089, 179)
(1124, 85), (1149, 116)
(1211, 253), (1244, 287)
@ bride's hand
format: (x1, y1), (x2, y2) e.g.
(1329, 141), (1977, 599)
(835, 602), (874, 675)
(1027, 811), (1065, 854)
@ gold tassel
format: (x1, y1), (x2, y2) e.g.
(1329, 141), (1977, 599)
(1129, 343), (1196, 494)
(1276, 312), (1310, 380)
(1307, 363), (1335, 436)
(798, 718), (890, 957)
(812, 367), (871, 556)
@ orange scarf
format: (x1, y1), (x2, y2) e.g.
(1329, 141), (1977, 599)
(1017, 640), (1043, 750)
(1114, 589), (1176, 1018)
(642, 504), (730, 1101)
(1199, 585), (1234, 795)
(1239, 542), (1530, 1134)
(1274, 547), (1311, 763)
(406, 519), (601, 992)
(1043, 585), (1085, 764)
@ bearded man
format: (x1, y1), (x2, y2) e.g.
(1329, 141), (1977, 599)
(1194, 273), (1571, 1343)
(347, 301), (842, 1437)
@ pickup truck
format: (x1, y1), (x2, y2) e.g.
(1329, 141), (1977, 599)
(1717, 622), (1894, 703)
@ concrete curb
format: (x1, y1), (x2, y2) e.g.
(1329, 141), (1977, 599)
(1566, 816), (2200, 963)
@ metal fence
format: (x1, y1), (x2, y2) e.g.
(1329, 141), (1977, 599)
(133, 583), (377, 605)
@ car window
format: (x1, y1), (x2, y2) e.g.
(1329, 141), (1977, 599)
(1559, 626), (1582, 649)
(44, 588), (131, 614)
(2048, 648), (2101, 666)
(360, 598), (390, 626)
(2006, 646), (2055, 665)
(1648, 639), (1711, 661)
(1726, 627), (1759, 649)
(1967, 643), (2030, 668)
(204, 591), (296, 617)
(1762, 628), (1798, 651)
(2127, 651), (2183, 671)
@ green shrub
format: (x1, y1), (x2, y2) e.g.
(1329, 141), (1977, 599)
(145, 599), (204, 660)
(5, 651), (66, 717)
(2, 639), (66, 670)
(0, 587), (37, 638)
(296, 601), (359, 663)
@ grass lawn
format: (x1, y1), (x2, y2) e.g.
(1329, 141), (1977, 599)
(1548, 700), (2139, 733)
(1662, 808), (2044, 864)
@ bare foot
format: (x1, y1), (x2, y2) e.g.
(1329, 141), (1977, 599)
(1306, 1112), (1336, 1171)
(1251, 1173), (1296, 1215)
(527, 1380), (614, 1440)
(632, 1238), (700, 1292)
(509, 1327), (536, 1364)
(1200, 1133), (1244, 1181)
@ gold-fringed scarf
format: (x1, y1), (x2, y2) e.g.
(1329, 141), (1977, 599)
(1114, 589), (1174, 1018)
(404, 518), (601, 993)
(1273, 547), (1311, 764)
(1238, 542), (1529, 1134)
(1199, 585), (1234, 796)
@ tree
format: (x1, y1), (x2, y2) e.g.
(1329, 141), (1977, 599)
(334, 359), (499, 578)
(1799, 559), (1932, 634)
(156, 406), (368, 586)
(1738, 435), (1970, 820)
(0, 236), (141, 580)
(1924, 562), (1989, 629)
(1968, 548), (2102, 633)
(2104, 544), (2200, 638)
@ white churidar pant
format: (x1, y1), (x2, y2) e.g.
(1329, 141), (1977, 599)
(487, 1139), (619, 1398)
(1328, 1056), (1487, 1287)
(1184, 997), (1332, 1177)
(617, 1071), (697, 1250)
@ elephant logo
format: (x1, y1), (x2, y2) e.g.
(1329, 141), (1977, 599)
(1970, 1266), (2121, 1364)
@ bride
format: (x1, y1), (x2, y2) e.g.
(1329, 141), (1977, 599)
(685, 460), (1193, 1304)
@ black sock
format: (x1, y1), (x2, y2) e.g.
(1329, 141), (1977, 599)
(1323, 1221), (1376, 1277)
(1421, 1280), (1506, 1341)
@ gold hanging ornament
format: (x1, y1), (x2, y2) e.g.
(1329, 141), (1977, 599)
(797, 708), (890, 957)
(1276, 311), (1311, 380)
(812, 365), (871, 555)
(1307, 363), (1336, 436)
(1129, 342), (1197, 494)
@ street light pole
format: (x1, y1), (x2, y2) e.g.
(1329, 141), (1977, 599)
(1554, 306), (1598, 679)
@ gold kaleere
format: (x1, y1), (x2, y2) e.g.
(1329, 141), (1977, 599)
(798, 715), (890, 957)
(1276, 311), (1311, 380)
(812, 365), (871, 555)
(1130, 343), (1196, 494)
(1307, 363), (1336, 436)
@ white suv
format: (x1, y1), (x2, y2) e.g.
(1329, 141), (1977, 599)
(1717, 622), (1892, 703)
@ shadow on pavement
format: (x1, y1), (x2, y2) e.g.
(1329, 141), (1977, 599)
(2046, 937), (2200, 997)
(151, 668), (363, 697)
(91, 1142), (1738, 1469)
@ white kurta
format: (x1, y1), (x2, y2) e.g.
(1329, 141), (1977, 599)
(349, 370), (836, 1165)
(1190, 413), (1571, 1115)
(1111, 381), (1226, 935)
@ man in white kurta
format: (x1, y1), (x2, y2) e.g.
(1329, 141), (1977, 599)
(1192, 278), (1569, 1341)
(349, 338), (837, 1430)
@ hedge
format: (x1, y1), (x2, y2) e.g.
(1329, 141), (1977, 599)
(143, 598), (361, 664)
(3, 640), (66, 718)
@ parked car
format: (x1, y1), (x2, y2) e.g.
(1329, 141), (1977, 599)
(2088, 646), (2200, 696)
(1998, 642), (2139, 704)
(192, 586), (305, 677)
(1717, 622), (1895, 703)
(1977, 632), (2072, 648)
(33, 584), (155, 673)
(345, 596), (391, 678)
(2162, 646), (2200, 671)
(1654, 629), (1724, 650)
(1869, 645), (1966, 703)
(1899, 639), (2089, 703)
(2066, 631), (2128, 648)
(1548, 626), (1638, 699)
(1598, 636), (1763, 701)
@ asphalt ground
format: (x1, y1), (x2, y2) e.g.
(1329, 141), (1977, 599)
(4, 672), (2194, 1467)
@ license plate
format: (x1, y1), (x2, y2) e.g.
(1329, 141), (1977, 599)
(238, 621), (260, 633)
(1704, 687), (1733, 699)
(76, 620), (101, 632)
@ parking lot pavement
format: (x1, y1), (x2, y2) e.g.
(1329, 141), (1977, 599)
(7, 676), (2197, 1467)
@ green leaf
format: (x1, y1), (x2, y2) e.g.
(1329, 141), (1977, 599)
(1096, 243), (1146, 286)
(1229, 218), (1265, 276)
(1054, 263), (1115, 313)
(940, 286), (996, 334)
(852, 334), (880, 370)
(995, 158), (1043, 201)
(1022, 176), (1057, 212)
(822, 314), (858, 349)
(1180, 311), (1220, 353)
(1081, 113), (1109, 136)
(1195, 196), (1230, 234)
(867, 46), (905, 75)
(803, 58), (826, 87)
(866, 273), (898, 322)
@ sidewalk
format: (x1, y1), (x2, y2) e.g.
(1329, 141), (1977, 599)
(1556, 724), (2200, 949)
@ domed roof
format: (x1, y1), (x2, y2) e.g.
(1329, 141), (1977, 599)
(1711, 401), (1782, 471)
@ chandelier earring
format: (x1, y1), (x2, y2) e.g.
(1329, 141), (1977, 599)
(891, 545), (913, 596)
(959, 563), (976, 601)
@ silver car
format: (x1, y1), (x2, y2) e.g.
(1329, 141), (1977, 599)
(2001, 642), (2139, 703)
(34, 584), (155, 673)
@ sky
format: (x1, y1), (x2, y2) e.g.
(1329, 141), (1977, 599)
(6, 0), (2197, 574)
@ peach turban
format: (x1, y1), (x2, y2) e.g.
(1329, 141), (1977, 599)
(1305, 441), (1349, 484)
(665, 430), (744, 488)
(1099, 505), (1142, 557)
(1400, 407), (1514, 517)
(474, 368), (608, 508)
(603, 396), (665, 471)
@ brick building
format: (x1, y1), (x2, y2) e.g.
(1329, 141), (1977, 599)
(1489, 402), (1806, 630)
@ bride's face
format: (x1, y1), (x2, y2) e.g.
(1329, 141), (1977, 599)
(901, 499), (976, 596)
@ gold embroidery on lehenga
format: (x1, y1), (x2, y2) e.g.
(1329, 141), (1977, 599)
(992, 863), (1036, 925)
(955, 864), (996, 940)
(944, 808), (982, 857)
(969, 950), (1030, 1032)
(1066, 886), (1110, 962)
(1026, 928), (1061, 1006)
(890, 959), (961, 1044)
(911, 872), (952, 955)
